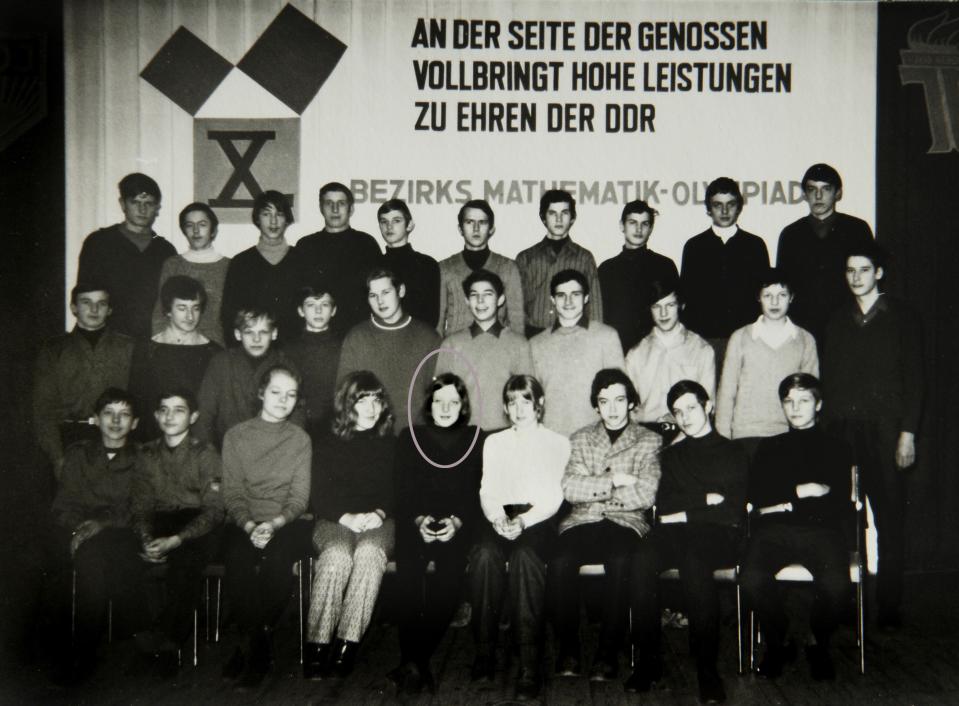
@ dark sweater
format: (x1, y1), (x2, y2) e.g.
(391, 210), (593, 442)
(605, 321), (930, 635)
(283, 330), (343, 435)
(749, 426), (852, 530)
(77, 224), (176, 338)
(657, 430), (747, 527)
(311, 430), (396, 522)
(381, 244), (441, 329)
(822, 296), (922, 432)
(599, 246), (679, 352)
(294, 228), (382, 333)
(220, 246), (302, 344)
(679, 228), (769, 339)
(776, 212), (874, 343)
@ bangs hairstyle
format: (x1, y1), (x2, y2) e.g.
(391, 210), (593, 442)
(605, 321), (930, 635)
(778, 372), (823, 403)
(757, 267), (792, 297)
(423, 372), (471, 428)
(161, 275), (208, 313)
(233, 307), (276, 331)
(178, 201), (219, 232)
(319, 182), (354, 207)
(252, 189), (294, 225)
(296, 283), (335, 305)
(365, 267), (404, 291)
(118, 172), (161, 201)
(71, 281), (111, 305)
(846, 241), (887, 271)
(502, 374), (546, 422)
(705, 176), (743, 209)
(461, 269), (504, 298)
(648, 275), (682, 308)
(94, 387), (138, 417)
(538, 189), (576, 221)
(666, 379), (710, 412)
(801, 163), (842, 191)
(377, 199), (412, 223)
(155, 388), (198, 414)
(257, 364), (302, 398)
(590, 368), (639, 409)
(332, 371), (394, 439)
(457, 199), (495, 229)
(620, 199), (658, 227)
(550, 268), (589, 297)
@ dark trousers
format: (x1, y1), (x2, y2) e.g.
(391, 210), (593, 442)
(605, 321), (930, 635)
(630, 523), (740, 675)
(549, 520), (638, 659)
(469, 521), (554, 663)
(395, 531), (470, 668)
(222, 523), (304, 634)
(829, 417), (905, 618)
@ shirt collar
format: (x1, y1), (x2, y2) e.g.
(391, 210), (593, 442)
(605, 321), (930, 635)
(470, 320), (503, 338)
(750, 315), (799, 341)
(853, 293), (888, 325)
(551, 313), (589, 332)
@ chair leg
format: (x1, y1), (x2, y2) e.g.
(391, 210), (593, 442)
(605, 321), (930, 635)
(297, 559), (304, 666)
(107, 600), (112, 643)
(214, 577), (221, 643)
(749, 611), (757, 671)
(204, 576), (210, 643)
(193, 608), (199, 667)
(735, 582), (744, 675)
(628, 606), (634, 668)
(70, 569), (77, 645)
(857, 580), (865, 674)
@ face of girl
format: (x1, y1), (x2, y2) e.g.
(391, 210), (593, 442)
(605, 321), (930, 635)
(431, 384), (463, 428)
(353, 393), (384, 431)
(259, 371), (299, 423)
(506, 392), (539, 430)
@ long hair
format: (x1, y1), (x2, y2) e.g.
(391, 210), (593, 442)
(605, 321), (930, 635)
(332, 371), (394, 439)
(422, 372), (471, 428)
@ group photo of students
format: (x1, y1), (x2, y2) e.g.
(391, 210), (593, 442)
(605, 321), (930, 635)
(26, 160), (925, 704)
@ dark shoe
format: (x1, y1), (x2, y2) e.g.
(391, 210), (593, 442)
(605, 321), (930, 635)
(303, 642), (331, 680)
(470, 653), (496, 682)
(698, 669), (726, 704)
(331, 639), (359, 678)
(555, 653), (582, 677)
(624, 659), (662, 693)
(221, 647), (246, 680)
(515, 667), (541, 701)
(806, 644), (836, 681)
(589, 655), (619, 682)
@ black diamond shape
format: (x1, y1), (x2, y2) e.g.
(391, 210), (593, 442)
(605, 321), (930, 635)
(141, 27), (232, 115)
(237, 4), (347, 114)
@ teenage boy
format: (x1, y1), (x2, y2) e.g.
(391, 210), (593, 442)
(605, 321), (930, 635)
(196, 307), (301, 449)
(777, 163), (874, 344)
(436, 269), (533, 430)
(822, 243), (922, 629)
(625, 276), (715, 424)
(294, 182), (381, 332)
(530, 269), (623, 436)
(741, 373), (853, 681)
(131, 390), (224, 677)
(628, 380), (747, 702)
(680, 177), (769, 364)
(337, 268), (440, 433)
(33, 283), (135, 484)
(715, 269), (819, 460)
(283, 284), (343, 438)
(549, 369), (661, 682)
(77, 173), (176, 338)
(49, 388), (145, 682)
(437, 200), (525, 336)
(599, 200), (679, 353)
(516, 190), (603, 337)
(376, 199), (440, 328)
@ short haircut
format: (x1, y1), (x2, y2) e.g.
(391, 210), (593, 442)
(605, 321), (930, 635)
(705, 177), (743, 209)
(778, 372), (823, 403)
(502, 374), (546, 422)
(233, 307), (276, 331)
(539, 189), (576, 221)
(155, 388), (198, 414)
(590, 368), (639, 409)
(620, 199), (658, 227)
(757, 268), (792, 296)
(257, 364), (302, 398)
(423, 372), (472, 427)
(118, 172), (161, 201)
(94, 387), (138, 417)
(296, 283), (335, 305)
(666, 379), (710, 412)
(461, 269), (504, 298)
(251, 189), (294, 225)
(366, 267), (404, 291)
(178, 202), (219, 232)
(377, 198), (412, 223)
(550, 268), (589, 297)
(160, 275), (208, 314)
(846, 240), (887, 271)
(457, 199), (495, 229)
(319, 181), (354, 207)
(332, 370), (394, 439)
(71, 282), (110, 305)
(801, 163), (842, 191)
(648, 275), (682, 308)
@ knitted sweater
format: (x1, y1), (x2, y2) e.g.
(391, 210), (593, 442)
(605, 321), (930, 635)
(151, 255), (230, 346)
(715, 320), (819, 439)
(530, 320), (625, 436)
(220, 245), (301, 343)
(516, 237), (604, 330)
(437, 250), (525, 336)
(311, 429), (396, 522)
(381, 244), (441, 329)
(283, 330), (343, 434)
(221, 416), (311, 527)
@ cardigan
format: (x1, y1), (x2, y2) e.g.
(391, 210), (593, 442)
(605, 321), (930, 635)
(150, 255), (231, 346)
(437, 250), (525, 336)
(515, 236), (604, 330)
(311, 430), (396, 522)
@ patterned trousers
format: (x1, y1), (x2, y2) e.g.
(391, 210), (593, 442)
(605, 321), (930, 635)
(307, 519), (394, 643)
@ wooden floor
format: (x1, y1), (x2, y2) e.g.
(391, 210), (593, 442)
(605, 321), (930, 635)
(6, 570), (959, 705)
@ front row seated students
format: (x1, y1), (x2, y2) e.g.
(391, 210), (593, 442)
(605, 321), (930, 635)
(550, 369), (661, 683)
(740, 373), (853, 682)
(305, 372), (396, 680)
(196, 306), (301, 449)
(715, 268), (819, 459)
(130, 389), (224, 678)
(336, 268), (440, 433)
(390, 373), (486, 696)
(628, 380), (747, 703)
(471, 374), (570, 700)
(377, 198), (441, 329)
(220, 365), (311, 689)
(625, 276), (715, 425)
(435, 269), (534, 431)
(530, 269), (625, 437)
(284, 283), (343, 439)
(50, 388), (144, 684)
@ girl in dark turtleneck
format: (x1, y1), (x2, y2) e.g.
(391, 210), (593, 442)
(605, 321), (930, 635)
(304, 371), (396, 679)
(388, 373), (486, 695)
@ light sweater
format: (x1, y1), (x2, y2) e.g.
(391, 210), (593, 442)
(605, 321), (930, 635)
(151, 255), (230, 346)
(437, 251), (525, 336)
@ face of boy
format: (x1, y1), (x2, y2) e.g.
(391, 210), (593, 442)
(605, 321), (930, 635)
(120, 193), (160, 232)
(181, 210), (216, 251)
(551, 279), (587, 325)
(759, 284), (792, 321)
(260, 371), (299, 423)
(651, 292), (681, 333)
(299, 294), (336, 332)
(353, 393), (384, 431)
(155, 396), (198, 439)
(506, 393), (538, 430)
(804, 180), (841, 219)
(781, 388), (821, 430)
(378, 210), (412, 247)
(71, 290), (111, 331)
(96, 401), (137, 448)
(257, 204), (289, 241)
(542, 201), (574, 239)
(367, 277), (404, 324)
(168, 298), (202, 334)
(459, 207), (494, 250)
(845, 256), (883, 298)
(467, 282), (504, 326)
(234, 317), (277, 357)
(431, 384), (463, 428)
(708, 193), (741, 228)
(621, 211), (653, 249)
(596, 383), (632, 430)
(671, 392), (712, 438)
(320, 191), (353, 232)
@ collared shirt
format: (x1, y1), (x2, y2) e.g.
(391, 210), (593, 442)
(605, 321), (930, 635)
(550, 313), (590, 333)
(470, 320), (504, 338)
(52, 440), (140, 530)
(854, 293), (887, 326)
(750, 315), (800, 350)
(516, 236), (604, 329)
